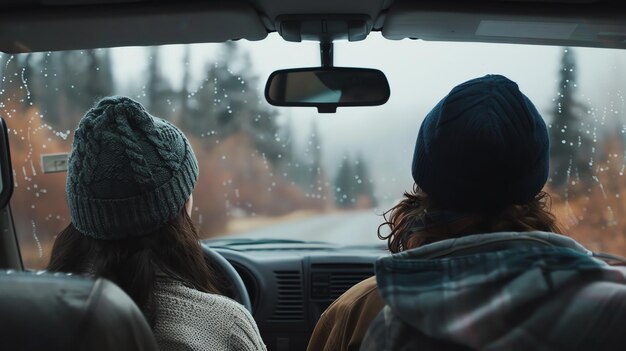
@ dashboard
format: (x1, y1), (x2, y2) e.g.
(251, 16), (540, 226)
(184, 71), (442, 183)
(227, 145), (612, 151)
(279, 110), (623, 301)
(205, 240), (386, 351)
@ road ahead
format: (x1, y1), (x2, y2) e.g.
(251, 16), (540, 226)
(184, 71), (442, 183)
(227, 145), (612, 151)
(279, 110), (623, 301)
(226, 210), (388, 247)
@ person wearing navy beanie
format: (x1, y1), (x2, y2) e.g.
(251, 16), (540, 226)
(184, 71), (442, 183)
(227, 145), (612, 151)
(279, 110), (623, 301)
(308, 75), (581, 351)
(412, 74), (550, 211)
(358, 74), (626, 351)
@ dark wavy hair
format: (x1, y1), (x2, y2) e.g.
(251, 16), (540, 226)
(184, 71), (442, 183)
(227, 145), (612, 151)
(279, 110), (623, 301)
(48, 210), (223, 324)
(378, 184), (563, 253)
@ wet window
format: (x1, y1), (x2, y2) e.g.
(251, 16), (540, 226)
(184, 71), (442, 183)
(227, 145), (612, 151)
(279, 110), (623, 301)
(1, 34), (626, 269)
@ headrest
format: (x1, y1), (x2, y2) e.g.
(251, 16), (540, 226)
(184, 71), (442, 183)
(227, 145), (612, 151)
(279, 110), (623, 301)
(0, 271), (157, 351)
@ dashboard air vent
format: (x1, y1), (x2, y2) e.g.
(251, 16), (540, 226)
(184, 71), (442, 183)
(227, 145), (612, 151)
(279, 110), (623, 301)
(310, 263), (374, 300)
(271, 270), (304, 321)
(328, 271), (373, 299)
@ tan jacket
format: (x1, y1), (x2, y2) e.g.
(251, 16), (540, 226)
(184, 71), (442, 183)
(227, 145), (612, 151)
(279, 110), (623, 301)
(306, 276), (384, 351)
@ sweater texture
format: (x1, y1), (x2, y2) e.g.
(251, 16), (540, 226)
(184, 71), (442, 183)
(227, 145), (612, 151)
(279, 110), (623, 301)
(153, 279), (266, 351)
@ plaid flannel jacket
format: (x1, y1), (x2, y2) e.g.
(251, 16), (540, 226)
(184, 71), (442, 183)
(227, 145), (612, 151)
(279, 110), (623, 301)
(361, 232), (626, 351)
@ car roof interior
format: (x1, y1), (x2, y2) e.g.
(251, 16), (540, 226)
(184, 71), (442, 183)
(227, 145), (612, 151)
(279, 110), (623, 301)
(0, 0), (625, 54)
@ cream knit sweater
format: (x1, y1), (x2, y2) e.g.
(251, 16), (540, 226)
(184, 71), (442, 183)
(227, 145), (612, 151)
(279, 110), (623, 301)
(153, 279), (267, 351)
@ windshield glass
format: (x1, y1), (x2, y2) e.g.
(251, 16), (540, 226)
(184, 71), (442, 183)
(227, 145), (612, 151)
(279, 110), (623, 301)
(2, 33), (626, 268)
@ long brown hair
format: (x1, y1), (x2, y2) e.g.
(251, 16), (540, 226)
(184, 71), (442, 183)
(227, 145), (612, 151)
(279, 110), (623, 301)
(48, 210), (222, 324)
(378, 184), (563, 253)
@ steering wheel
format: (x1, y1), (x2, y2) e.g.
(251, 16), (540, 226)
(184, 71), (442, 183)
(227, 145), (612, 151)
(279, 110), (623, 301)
(201, 244), (252, 313)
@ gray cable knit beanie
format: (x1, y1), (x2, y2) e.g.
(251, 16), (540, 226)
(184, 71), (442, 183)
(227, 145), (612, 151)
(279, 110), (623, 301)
(66, 96), (199, 239)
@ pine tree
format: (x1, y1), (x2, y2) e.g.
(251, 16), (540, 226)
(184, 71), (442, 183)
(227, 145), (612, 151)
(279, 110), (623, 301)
(176, 46), (191, 126)
(334, 156), (357, 208)
(0, 54), (24, 106)
(84, 49), (114, 104)
(146, 47), (172, 117)
(549, 47), (592, 190)
(354, 154), (376, 207)
(186, 42), (283, 165)
(17, 54), (35, 106)
(304, 121), (330, 202)
(30, 52), (65, 127)
(0, 53), (7, 78)
(22, 50), (114, 130)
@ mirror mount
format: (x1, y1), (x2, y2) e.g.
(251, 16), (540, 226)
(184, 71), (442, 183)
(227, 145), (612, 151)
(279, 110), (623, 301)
(276, 15), (372, 43)
(320, 42), (333, 68)
(318, 42), (339, 112)
(317, 105), (337, 114)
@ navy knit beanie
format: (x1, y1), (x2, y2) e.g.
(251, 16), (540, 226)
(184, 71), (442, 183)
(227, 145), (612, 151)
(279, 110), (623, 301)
(66, 96), (199, 239)
(412, 75), (549, 211)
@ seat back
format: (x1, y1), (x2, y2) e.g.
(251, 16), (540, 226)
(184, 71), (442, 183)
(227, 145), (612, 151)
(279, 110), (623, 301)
(0, 271), (158, 351)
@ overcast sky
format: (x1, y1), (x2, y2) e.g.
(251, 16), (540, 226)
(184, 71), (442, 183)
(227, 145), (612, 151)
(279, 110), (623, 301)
(110, 33), (626, 206)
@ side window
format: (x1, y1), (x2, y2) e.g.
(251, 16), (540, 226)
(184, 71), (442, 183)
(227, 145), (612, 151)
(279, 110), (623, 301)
(1, 52), (78, 268)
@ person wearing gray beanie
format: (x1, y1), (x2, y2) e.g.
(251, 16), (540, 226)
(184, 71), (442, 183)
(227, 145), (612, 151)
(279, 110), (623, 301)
(66, 96), (199, 239)
(48, 96), (267, 351)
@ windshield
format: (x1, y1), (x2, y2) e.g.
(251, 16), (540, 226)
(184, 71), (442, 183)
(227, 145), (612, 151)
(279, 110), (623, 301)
(1, 33), (626, 268)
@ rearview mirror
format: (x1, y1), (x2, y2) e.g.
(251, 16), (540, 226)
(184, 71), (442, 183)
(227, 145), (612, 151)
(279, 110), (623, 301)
(265, 67), (390, 113)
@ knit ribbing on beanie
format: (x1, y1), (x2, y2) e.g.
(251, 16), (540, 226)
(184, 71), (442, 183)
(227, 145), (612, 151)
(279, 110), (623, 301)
(67, 147), (198, 239)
